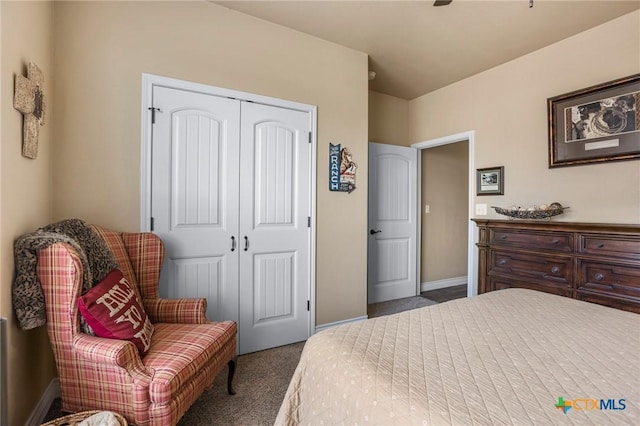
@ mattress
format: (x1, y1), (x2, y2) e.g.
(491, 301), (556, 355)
(275, 289), (639, 425)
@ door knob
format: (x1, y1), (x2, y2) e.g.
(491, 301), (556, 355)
(370, 229), (382, 235)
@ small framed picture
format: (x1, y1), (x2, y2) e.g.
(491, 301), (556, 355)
(476, 166), (504, 196)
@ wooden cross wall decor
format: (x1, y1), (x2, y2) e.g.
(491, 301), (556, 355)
(13, 62), (46, 159)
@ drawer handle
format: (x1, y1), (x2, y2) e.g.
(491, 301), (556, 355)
(551, 239), (560, 245)
(596, 242), (605, 248)
(499, 235), (507, 240)
(594, 273), (605, 281)
(498, 258), (507, 266)
(551, 266), (560, 274)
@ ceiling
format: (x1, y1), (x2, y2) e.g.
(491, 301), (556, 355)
(213, 0), (640, 100)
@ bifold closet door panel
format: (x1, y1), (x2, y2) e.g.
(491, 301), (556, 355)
(238, 102), (311, 354)
(151, 86), (240, 323)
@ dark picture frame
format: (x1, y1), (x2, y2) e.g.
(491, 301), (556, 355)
(476, 166), (504, 196)
(548, 74), (640, 168)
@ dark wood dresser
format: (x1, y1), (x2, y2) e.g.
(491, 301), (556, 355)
(472, 219), (640, 313)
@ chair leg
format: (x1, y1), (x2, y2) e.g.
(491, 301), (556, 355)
(227, 357), (237, 395)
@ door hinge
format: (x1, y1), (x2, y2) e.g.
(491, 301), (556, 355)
(150, 217), (154, 231)
(307, 300), (310, 311)
(148, 107), (161, 124)
(308, 216), (311, 228)
(308, 132), (312, 144)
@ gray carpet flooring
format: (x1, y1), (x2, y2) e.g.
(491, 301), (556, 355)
(178, 341), (305, 425)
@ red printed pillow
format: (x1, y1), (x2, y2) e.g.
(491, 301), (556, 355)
(78, 269), (154, 355)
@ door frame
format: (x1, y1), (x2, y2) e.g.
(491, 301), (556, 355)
(140, 73), (318, 336)
(411, 130), (477, 297)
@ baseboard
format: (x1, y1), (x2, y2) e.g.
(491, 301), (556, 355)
(420, 276), (467, 292)
(26, 378), (60, 426)
(315, 315), (367, 334)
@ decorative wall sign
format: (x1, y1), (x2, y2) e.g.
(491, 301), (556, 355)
(329, 143), (357, 193)
(548, 74), (640, 168)
(14, 62), (46, 159)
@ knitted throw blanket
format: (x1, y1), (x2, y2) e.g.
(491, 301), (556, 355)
(13, 219), (118, 330)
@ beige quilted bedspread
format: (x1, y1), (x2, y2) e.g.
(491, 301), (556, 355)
(275, 289), (640, 425)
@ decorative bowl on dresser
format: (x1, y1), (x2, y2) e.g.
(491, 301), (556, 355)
(472, 219), (640, 313)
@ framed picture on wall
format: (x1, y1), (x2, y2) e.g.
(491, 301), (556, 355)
(476, 166), (504, 195)
(548, 74), (640, 168)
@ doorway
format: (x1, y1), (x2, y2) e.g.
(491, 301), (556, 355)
(412, 131), (477, 298)
(367, 132), (476, 306)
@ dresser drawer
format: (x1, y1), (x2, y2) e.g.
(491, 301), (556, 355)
(489, 250), (571, 285)
(490, 229), (572, 252)
(490, 277), (572, 297)
(579, 234), (640, 260)
(577, 259), (640, 300)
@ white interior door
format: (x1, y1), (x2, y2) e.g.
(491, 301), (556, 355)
(368, 142), (418, 304)
(238, 102), (311, 354)
(151, 86), (240, 323)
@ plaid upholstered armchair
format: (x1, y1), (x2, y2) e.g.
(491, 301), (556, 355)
(37, 225), (237, 425)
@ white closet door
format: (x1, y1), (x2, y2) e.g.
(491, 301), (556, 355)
(238, 102), (311, 354)
(151, 86), (240, 323)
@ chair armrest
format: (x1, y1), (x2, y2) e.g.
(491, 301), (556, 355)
(72, 334), (150, 379)
(143, 298), (208, 324)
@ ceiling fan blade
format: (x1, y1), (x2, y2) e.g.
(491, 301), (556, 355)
(433, 0), (453, 6)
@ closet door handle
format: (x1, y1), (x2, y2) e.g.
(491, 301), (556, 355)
(231, 236), (236, 252)
(244, 236), (249, 251)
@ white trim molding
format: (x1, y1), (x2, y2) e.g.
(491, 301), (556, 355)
(420, 276), (467, 293)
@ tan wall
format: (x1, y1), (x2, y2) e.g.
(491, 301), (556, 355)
(1, 2), (56, 424)
(368, 90), (409, 146)
(52, 1), (368, 328)
(410, 11), (640, 224)
(421, 142), (469, 284)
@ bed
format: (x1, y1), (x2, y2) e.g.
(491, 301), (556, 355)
(275, 289), (639, 425)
